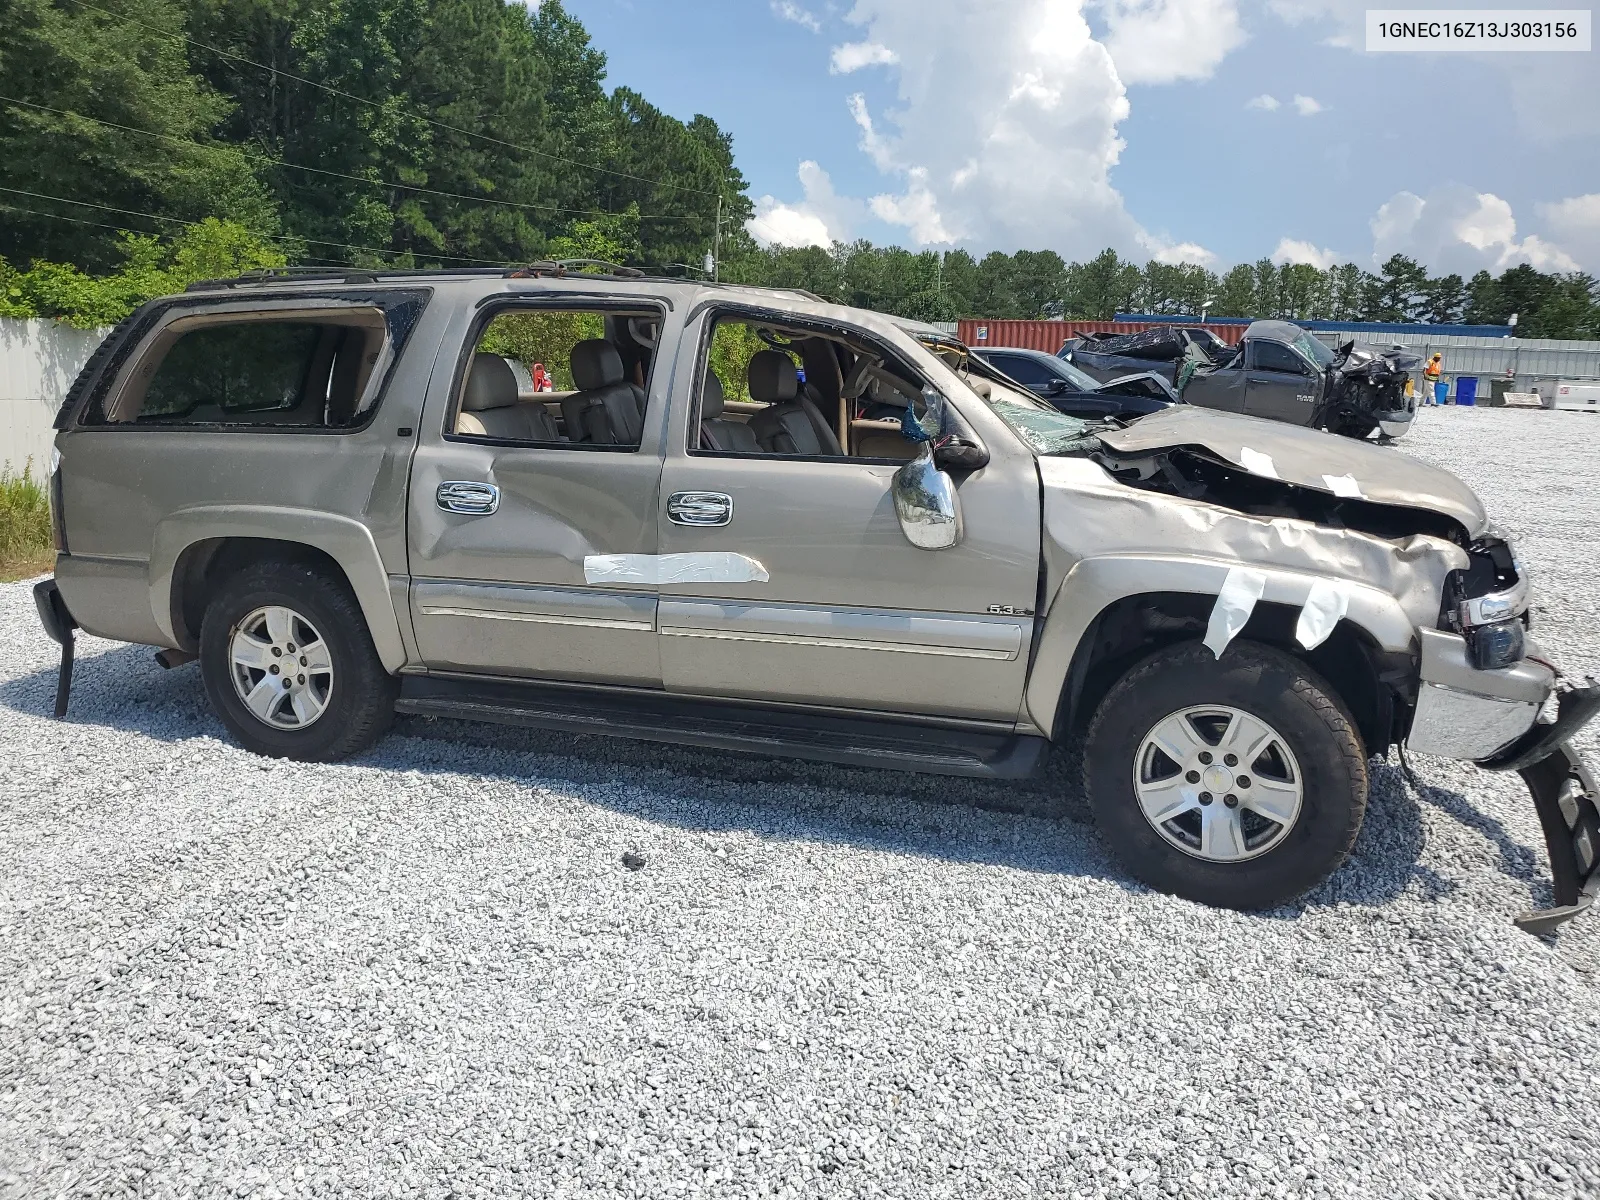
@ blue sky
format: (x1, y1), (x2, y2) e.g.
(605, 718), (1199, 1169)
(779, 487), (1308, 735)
(568, 0), (1600, 273)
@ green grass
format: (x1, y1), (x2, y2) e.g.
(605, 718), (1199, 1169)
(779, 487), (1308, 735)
(0, 462), (54, 581)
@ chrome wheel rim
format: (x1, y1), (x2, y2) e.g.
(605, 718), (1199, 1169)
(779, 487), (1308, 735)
(1133, 705), (1303, 863)
(228, 605), (334, 730)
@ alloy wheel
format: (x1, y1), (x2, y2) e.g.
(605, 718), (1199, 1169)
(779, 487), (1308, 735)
(228, 605), (334, 730)
(1133, 705), (1304, 862)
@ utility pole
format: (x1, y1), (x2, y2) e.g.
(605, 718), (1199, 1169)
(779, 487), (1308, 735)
(712, 195), (722, 283)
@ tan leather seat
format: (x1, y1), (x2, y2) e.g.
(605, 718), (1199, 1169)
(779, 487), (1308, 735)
(456, 354), (561, 441)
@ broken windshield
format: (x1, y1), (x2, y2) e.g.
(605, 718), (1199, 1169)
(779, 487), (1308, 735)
(1293, 331), (1336, 369)
(915, 331), (1099, 455)
(985, 396), (1098, 455)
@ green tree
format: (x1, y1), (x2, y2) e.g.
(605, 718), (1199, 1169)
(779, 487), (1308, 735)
(1371, 254), (1428, 321)
(0, 0), (276, 270)
(1063, 248), (1139, 318)
(1212, 264), (1257, 317)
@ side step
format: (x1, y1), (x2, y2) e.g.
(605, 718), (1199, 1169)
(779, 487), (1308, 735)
(395, 676), (1051, 780)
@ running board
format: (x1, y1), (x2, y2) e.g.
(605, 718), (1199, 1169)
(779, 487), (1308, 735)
(395, 676), (1050, 780)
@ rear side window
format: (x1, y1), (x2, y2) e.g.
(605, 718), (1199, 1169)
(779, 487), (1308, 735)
(140, 323), (328, 421)
(82, 291), (427, 430)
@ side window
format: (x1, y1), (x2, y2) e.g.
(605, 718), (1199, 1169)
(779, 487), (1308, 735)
(106, 316), (387, 427)
(993, 355), (1050, 389)
(692, 313), (927, 462)
(1248, 340), (1310, 375)
(450, 306), (659, 449)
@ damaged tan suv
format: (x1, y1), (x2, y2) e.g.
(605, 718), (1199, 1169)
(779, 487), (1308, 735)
(33, 265), (1600, 932)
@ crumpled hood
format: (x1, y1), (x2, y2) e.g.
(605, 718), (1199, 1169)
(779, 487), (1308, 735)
(1096, 406), (1489, 538)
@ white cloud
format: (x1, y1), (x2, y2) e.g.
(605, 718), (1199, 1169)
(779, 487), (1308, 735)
(830, 40), (899, 73)
(1246, 94), (1280, 110)
(1095, 0), (1246, 85)
(1291, 94), (1323, 115)
(1371, 186), (1580, 275)
(771, 1), (821, 32)
(764, 0), (1157, 256)
(1144, 237), (1218, 266)
(1537, 194), (1600, 272)
(747, 161), (862, 247)
(869, 170), (954, 244)
(1272, 238), (1338, 269)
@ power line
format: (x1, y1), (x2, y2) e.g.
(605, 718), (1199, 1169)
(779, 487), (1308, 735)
(0, 93), (704, 226)
(63, 0), (722, 200)
(0, 186), (521, 267)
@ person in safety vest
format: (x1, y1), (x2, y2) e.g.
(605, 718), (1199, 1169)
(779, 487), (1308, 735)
(1423, 353), (1444, 406)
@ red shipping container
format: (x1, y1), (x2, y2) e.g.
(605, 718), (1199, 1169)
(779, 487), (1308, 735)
(956, 319), (1246, 351)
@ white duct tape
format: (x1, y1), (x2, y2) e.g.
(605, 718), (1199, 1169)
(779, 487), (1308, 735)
(1204, 567), (1268, 659)
(583, 553), (770, 586)
(1322, 473), (1365, 499)
(1295, 579), (1351, 650)
(1239, 447), (1279, 479)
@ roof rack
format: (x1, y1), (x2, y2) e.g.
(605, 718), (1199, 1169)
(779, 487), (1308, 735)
(504, 259), (647, 280)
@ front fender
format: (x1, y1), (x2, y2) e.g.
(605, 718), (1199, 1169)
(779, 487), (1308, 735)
(1023, 553), (1418, 736)
(149, 506), (408, 673)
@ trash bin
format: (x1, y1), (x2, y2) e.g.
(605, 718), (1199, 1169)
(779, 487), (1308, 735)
(1456, 377), (1478, 406)
(1434, 380), (1449, 406)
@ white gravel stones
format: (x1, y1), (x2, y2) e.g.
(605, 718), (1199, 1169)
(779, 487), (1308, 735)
(2, 406), (1599, 1199)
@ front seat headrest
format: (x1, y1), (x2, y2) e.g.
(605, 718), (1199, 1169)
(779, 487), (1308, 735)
(701, 369), (725, 418)
(463, 354), (520, 411)
(748, 350), (798, 404)
(572, 340), (625, 391)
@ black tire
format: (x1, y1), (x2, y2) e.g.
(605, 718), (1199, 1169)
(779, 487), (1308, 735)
(1082, 639), (1368, 910)
(199, 559), (398, 762)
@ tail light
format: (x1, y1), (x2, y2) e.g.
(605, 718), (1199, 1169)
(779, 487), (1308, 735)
(49, 449), (67, 554)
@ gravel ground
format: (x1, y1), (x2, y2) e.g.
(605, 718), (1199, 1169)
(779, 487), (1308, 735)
(2, 406), (1599, 1200)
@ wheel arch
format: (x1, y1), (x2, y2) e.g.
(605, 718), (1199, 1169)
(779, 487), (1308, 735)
(1029, 556), (1417, 756)
(152, 509), (407, 672)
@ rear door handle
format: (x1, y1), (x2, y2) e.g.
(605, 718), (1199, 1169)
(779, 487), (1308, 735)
(667, 491), (733, 527)
(436, 481), (500, 515)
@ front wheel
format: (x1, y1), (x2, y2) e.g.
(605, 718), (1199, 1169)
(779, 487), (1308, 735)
(1082, 640), (1368, 910)
(199, 560), (398, 762)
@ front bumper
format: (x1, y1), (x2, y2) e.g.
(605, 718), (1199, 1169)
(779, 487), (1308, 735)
(1405, 628), (1599, 933)
(1407, 628), (1551, 761)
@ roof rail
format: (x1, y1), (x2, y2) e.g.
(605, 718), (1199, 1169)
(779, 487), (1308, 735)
(504, 259), (647, 280)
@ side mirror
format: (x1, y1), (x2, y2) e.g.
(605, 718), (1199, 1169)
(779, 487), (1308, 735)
(1042, 377), (1069, 395)
(892, 441), (963, 550)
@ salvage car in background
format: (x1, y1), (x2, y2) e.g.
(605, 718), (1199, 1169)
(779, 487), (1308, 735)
(1062, 321), (1420, 441)
(33, 265), (1599, 933)
(971, 346), (1178, 421)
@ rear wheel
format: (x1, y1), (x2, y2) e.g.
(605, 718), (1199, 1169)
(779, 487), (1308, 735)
(199, 560), (397, 761)
(1083, 640), (1368, 910)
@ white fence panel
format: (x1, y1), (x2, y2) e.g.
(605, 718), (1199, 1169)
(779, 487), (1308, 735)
(0, 318), (109, 475)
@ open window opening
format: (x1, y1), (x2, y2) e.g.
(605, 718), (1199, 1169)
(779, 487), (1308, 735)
(450, 307), (662, 449)
(694, 313), (956, 462)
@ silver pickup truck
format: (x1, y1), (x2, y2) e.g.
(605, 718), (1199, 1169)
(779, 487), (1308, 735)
(32, 265), (1600, 931)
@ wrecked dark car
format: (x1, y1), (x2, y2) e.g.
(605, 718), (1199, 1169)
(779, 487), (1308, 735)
(1060, 325), (1231, 384)
(971, 345), (1178, 421)
(1063, 321), (1420, 441)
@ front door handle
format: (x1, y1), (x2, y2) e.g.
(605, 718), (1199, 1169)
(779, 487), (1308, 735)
(436, 481), (500, 515)
(667, 491), (733, 527)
